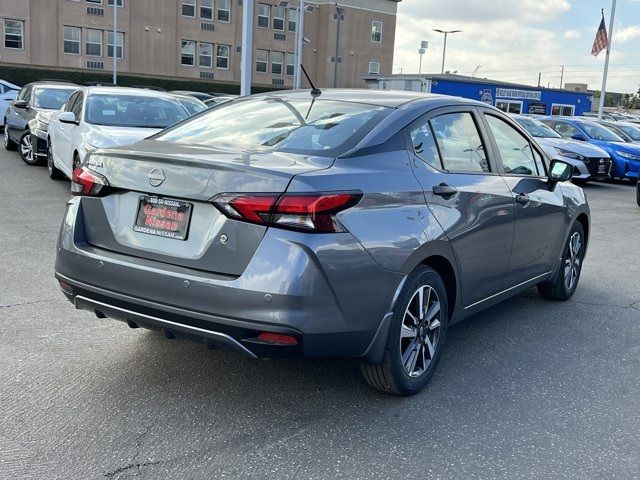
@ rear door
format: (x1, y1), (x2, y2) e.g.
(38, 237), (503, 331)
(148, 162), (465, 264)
(7, 85), (31, 141)
(407, 106), (515, 307)
(480, 109), (566, 285)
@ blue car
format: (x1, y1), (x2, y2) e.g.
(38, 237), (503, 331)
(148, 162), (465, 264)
(540, 116), (640, 181)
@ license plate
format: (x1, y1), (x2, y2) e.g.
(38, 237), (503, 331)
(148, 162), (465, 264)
(133, 196), (193, 241)
(597, 164), (607, 174)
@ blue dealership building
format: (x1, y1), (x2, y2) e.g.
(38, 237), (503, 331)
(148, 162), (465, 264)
(363, 73), (593, 116)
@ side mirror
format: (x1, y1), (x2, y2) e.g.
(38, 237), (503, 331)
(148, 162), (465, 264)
(13, 100), (28, 109)
(549, 159), (573, 183)
(59, 112), (77, 125)
(571, 133), (587, 142)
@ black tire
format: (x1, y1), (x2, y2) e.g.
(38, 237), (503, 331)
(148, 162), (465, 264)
(4, 121), (17, 151)
(18, 130), (40, 166)
(361, 266), (449, 396)
(537, 222), (585, 301)
(47, 140), (65, 180)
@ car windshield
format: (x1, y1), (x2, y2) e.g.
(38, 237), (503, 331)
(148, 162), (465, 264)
(85, 94), (189, 128)
(32, 87), (77, 110)
(155, 96), (391, 156)
(516, 117), (562, 138)
(618, 125), (640, 141)
(177, 97), (207, 116)
(580, 122), (624, 142)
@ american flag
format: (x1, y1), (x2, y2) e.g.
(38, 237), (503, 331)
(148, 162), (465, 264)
(591, 12), (608, 57)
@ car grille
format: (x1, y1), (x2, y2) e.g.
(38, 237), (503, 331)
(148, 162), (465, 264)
(584, 157), (611, 176)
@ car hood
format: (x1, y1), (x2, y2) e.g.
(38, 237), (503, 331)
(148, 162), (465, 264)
(535, 137), (609, 157)
(85, 124), (164, 149)
(591, 140), (640, 155)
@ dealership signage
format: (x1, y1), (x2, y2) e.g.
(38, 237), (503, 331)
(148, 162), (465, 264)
(496, 88), (542, 101)
(528, 102), (547, 114)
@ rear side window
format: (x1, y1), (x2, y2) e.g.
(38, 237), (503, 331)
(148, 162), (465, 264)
(485, 115), (543, 176)
(410, 123), (442, 169)
(430, 112), (490, 173)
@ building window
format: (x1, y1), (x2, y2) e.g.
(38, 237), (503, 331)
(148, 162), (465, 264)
(258, 4), (270, 28)
(107, 0), (124, 6)
(271, 51), (284, 75)
(496, 100), (523, 114)
(182, 0), (195, 17)
(181, 40), (196, 65)
(286, 52), (294, 76)
(273, 6), (285, 31)
(200, 0), (213, 19)
(63, 26), (81, 55)
(371, 21), (382, 43)
(86, 29), (102, 56)
(86, 0), (103, 3)
(288, 8), (297, 32)
(216, 44), (230, 69)
(107, 31), (124, 58)
(217, 0), (230, 22)
(256, 49), (269, 73)
(199, 42), (213, 67)
(368, 61), (380, 75)
(4, 19), (24, 50)
(551, 104), (575, 116)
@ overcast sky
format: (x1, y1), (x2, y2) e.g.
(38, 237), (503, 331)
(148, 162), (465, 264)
(393, 0), (640, 93)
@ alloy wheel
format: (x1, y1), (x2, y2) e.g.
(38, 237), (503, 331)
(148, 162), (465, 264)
(564, 232), (582, 290)
(20, 134), (33, 163)
(47, 143), (54, 175)
(3, 124), (8, 147)
(399, 285), (442, 378)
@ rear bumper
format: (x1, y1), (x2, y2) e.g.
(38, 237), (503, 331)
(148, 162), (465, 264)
(55, 197), (404, 360)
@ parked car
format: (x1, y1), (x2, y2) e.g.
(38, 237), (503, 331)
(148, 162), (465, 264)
(0, 79), (20, 120)
(3, 81), (78, 165)
(597, 120), (640, 144)
(171, 94), (208, 116)
(47, 86), (189, 180)
(55, 90), (588, 396)
(540, 116), (640, 181)
(204, 96), (236, 108)
(512, 115), (612, 182)
(582, 111), (617, 121)
(169, 90), (213, 102)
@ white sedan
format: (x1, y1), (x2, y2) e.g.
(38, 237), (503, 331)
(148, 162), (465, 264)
(47, 86), (189, 180)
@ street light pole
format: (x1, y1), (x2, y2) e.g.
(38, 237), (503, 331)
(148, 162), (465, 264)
(240, 0), (254, 96)
(433, 29), (461, 74)
(112, 1), (118, 84)
(333, 6), (344, 88)
(295, 0), (305, 89)
(418, 40), (428, 75)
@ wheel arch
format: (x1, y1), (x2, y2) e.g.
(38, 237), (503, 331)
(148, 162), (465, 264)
(419, 255), (457, 321)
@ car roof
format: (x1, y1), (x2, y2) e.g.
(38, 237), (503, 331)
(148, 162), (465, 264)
(29, 81), (79, 89)
(82, 86), (178, 99)
(249, 88), (485, 109)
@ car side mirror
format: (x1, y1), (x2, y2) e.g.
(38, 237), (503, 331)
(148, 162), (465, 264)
(13, 100), (28, 109)
(571, 133), (587, 142)
(59, 112), (77, 125)
(548, 159), (573, 184)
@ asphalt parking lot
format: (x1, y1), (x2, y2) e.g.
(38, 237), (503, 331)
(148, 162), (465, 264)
(1, 147), (639, 480)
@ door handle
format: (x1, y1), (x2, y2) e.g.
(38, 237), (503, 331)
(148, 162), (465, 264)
(515, 193), (530, 206)
(432, 183), (458, 196)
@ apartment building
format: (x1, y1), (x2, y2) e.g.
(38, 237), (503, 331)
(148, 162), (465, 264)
(0, 0), (400, 89)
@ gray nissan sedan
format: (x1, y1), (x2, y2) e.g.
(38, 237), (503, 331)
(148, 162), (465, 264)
(55, 90), (589, 395)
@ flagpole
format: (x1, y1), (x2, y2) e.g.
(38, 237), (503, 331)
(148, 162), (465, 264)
(598, 0), (617, 120)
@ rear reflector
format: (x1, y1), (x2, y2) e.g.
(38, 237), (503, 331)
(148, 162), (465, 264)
(211, 192), (362, 233)
(71, 167), (110, 197)
(258, 332), (298, 345)
(58, 280), (73, 295)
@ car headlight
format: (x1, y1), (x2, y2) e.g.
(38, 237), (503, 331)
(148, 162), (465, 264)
(555, 148), (585, 161)
(616, 150), (640, 161)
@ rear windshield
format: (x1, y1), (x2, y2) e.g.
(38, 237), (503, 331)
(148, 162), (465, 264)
(85, 94), (189, 128)
(516, 117), (562, 139)
(32, 87), (76, 110)
(154, 96), (392, 156)
(177, 97), (207, 115)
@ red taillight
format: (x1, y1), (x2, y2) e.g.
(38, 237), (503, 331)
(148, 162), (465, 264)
(71, 167), (110, 196)
(258, 332), (298, 345)
(211, 192), (362, 233)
